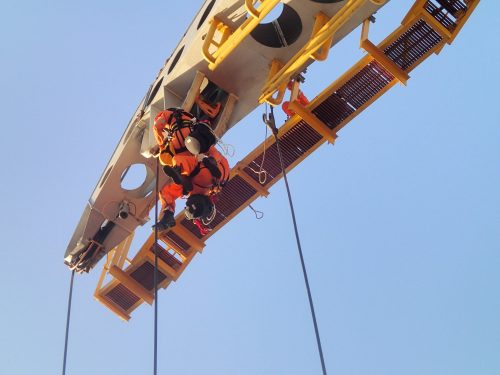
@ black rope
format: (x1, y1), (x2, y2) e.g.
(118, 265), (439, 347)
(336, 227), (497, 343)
(62, 270), (75, 375)
(264, 106), (328, 375)
(154, 157), (160, 375)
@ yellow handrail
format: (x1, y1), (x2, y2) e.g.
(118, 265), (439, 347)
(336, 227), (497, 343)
(310, 12), (334, 61)
(259, 0), (367, 104)
(203, 0), (282, 70)
(245, 0), (260, 18)
(264, 59), (287, 105)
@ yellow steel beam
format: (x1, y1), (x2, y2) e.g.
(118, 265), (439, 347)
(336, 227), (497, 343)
(144, 251), (179, 281)
(310, 12), (335, 61)
(360, 19), (410, 85)
(402, 0), (428, 25)
(168, 225), (205, 254)
(264, 59), (287, 105)
(419, 9), (453, 40)
(245, 0), (261, 18)
(287, 101), (337, 144)
(109, 265), (154, 305)
(360, 39), (409, 84)
(204, 0), (282, 70)
(259, 0), (367, 104)
(94, 233), (134, 295)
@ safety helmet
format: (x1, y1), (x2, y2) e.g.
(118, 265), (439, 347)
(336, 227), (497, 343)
(185, 121), (217, 154)
(184, 194), (214, 220)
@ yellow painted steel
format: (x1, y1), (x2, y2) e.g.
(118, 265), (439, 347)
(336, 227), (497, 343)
(95, 0), (480, 320)
(360, 19), (410, 85)
(245, 0), (261, 18)
(419, 10), (453, 39)
(287, 101), (337, 144)
(94, 233), (134, 294)
(310, 12), (335, 62)
(202, 18), (232, 64)
(203, 0), (282, 70)
(264, 59), (287, 105)
(109, 265), (154, 305)
(259, 0), (368, 104)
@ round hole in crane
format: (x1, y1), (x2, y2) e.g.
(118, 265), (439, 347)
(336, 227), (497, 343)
(250, 4), (302, 48)
(260, 2), (284, 24)
(120, 163), (147, 191)
(167, 45), (185, 74)
(197, 0), (216, 29)
(146, 77), (164, 107)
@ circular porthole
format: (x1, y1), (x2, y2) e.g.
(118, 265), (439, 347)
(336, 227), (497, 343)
(146, 77), (164, 107)
(250, 4), (302, 48)
(197, 0), (216, 29)
(121, 163), (147, 191)
(167, 45), (184, 74)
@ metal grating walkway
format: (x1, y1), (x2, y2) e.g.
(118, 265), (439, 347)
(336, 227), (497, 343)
(94, 0), (479, 320)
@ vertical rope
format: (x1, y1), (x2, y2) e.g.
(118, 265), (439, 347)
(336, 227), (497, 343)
(153, 157), (160, 375)
(265, 106), (328, 375)
(62, 270), (75, 375)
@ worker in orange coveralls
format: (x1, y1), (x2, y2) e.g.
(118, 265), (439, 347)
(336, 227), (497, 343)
(153, 107), (218, 165)
(152, 145), (230, 232)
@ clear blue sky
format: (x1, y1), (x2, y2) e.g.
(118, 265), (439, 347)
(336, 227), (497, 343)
(1, 1), (499, 374)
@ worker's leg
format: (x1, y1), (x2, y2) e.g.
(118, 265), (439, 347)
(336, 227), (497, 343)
(153, 183), (183, 231)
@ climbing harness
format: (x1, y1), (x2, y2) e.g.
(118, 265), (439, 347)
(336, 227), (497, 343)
(264, 105), (328, 375)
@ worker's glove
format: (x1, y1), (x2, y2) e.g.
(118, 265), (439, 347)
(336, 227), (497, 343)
(202, 156), (221, 179)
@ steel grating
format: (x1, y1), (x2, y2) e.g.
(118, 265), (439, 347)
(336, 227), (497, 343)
(336, 61), (394, 109)
(425, 1), (458, 30)
(162, 231), (190, 254)
(313, 93), (356, 130)
(216, 175), (257, 216)
(180, 218), (204, 239)
(130, 261), (168, 291)
(151, 243), (183, 270)
(243, 121), (323, 186)
(384, 19), (443, 71)
(106, 283), (140, 311)
(427, 0), (467, 21)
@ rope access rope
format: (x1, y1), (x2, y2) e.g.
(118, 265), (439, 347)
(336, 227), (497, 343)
(264, 106), (328, 375)
(153, 157), (160, 375)
(62, 270), (75, 375)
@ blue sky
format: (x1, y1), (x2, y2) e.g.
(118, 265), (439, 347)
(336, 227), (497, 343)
(1, 1), (499, 374)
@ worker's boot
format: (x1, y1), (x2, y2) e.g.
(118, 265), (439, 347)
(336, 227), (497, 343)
(163, 165), (193, 195)
(152, 210), (176, 232)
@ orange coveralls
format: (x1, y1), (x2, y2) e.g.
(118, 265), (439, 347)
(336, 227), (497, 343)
(159, 146), (230, 213)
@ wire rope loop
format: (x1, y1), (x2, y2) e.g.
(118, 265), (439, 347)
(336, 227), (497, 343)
(249, 204), (264, 219)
